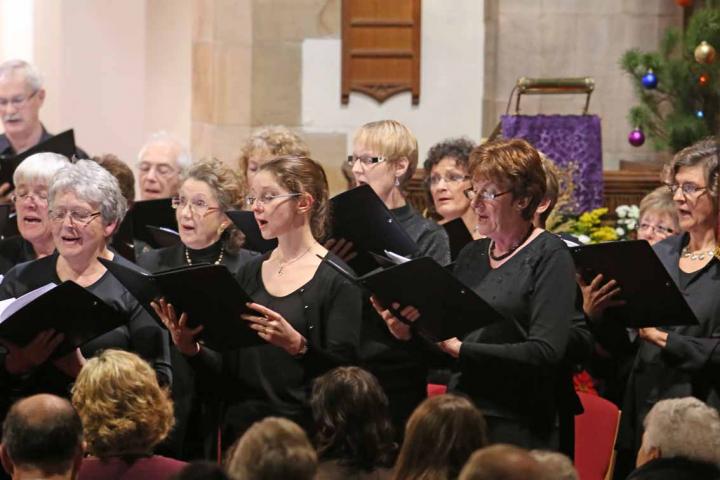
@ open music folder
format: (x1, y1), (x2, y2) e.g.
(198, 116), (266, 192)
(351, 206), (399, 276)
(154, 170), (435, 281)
(570, 240), (698, 327)
(99, 258), (263, 351)
(226, 210), (278, 253)
(0, 281), (127, 357)
(329, 184), (419, 275)
(322, 254), (505, 342)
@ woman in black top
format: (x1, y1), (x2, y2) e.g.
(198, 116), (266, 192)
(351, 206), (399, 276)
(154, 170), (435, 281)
(153, 156), (361, 448)
(0, 160), (171, 421)
(0, 152), (70, 274)
(376, 139), (577, 450)
(138, 158), (257, 458)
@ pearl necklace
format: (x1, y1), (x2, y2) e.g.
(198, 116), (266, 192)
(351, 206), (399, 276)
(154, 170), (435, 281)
(681, 246), (715, 261)
(185, 247), (224, 266)
(276, 245), (314, 276)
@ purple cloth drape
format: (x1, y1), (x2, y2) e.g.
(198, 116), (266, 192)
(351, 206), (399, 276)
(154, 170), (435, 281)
(501, 114), (603, 212)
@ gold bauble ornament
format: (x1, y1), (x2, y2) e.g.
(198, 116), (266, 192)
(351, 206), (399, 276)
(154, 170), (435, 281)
(694, 41), (716, 64)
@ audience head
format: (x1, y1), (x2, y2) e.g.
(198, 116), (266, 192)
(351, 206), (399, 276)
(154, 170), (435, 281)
(468, 139), (547, 237)
(666, 137), (719, 233)
(0, 394), (83, 479)
(636, 186), (680, 245)
(250, 155), (330, 241)
(530, 450), (578, 480)
(393, 394), (488, 480)
(351, 120), (418, 200)
(137, 131), (191, 200)
(311, 367), (396, 470)
(172, 461), (231, 480)
(424, 137), (476, 221)
(238, 125), (310, 188)
(92, 154), (136, 206)
(12, 152), (70, 249)
(49, 159), (128, 261)
(0, 59), (45, 141)
(533, 153), (561, 228)
(174, 158), (244, 253)
(459, 444), (546, 480)
(636, 396), (720, 468)
(71, 349), (174, 458)
(225, 417), (317, 480)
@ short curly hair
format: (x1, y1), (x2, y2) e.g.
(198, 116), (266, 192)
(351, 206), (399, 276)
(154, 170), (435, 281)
(71, 349), (174, 458)
(423, 137), (476, 174)
(237, 126), (310, 186)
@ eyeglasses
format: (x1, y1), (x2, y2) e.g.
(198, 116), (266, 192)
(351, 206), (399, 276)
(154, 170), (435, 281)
(463, 188), (512, 202)
(0, 90), (38, 110)
(428, 173), (470, 186)
(48, 209), (101, 225)
(245, 192), (301, 207)
(346, 155), (387, 167)
(138, 162), (177, 178)
(171, 196), (220, 217)
(665, 182), (707, 197)
(638, 222), (675, 236)
(11, 190), (48, 205)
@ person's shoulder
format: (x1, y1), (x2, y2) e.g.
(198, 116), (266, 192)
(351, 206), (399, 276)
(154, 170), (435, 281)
(456, 237), (490, 263)
(112, 251), (151, 274)
(652, 233), (683, 259)
(136, 244), (182, 272)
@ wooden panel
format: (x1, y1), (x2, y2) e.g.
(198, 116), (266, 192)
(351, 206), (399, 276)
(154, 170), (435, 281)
(342, 0), (421, 105)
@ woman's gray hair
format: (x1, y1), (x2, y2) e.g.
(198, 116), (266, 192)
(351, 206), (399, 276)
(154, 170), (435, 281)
(49, 160), (128, 225)
(643, 397), (720, 464)
(14, 153), (70, 187)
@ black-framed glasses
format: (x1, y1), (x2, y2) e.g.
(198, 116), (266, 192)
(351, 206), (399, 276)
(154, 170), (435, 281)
(171, 196), (220, 217)
(0, 90), (38, 109)
(463, 188), (512, 202)
(428, 173), (470, 186)
(638, 222), (675, 235)
(346, 155), (387, 167)
(245, 192), (302, 207)
(48, 209), (101, 226)
(665, 182), (708, 197)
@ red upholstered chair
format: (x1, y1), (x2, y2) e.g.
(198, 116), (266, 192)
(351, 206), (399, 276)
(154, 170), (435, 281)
(426, 383), (447, 397)
(574, 392), (621, 480)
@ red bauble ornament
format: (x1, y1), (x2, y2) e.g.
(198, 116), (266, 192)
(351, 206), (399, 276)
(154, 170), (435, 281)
(699, 73), (710, 86)
(675, 0), (693, 6)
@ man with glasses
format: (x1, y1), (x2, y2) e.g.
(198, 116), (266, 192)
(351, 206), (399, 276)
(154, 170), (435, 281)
(136, 131), (192, 200)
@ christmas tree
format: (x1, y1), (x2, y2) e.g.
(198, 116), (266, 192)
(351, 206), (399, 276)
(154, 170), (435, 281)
(620, 1), (720, 153)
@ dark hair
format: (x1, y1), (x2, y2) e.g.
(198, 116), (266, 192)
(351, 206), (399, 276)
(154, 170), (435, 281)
(469, 138), (547, 221)
(311, 367), (396, 471)
(2, 395), (83, 476)
(667, 137), (720, 212)
(259, 156), (330, 240)
(392, 394), (488, 480)
(423, 137), (476, 174)
(92, 154), (136, 205)
(172, 461), (231, 480)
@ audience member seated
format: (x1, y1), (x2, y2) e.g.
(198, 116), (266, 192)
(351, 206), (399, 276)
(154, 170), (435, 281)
(311, 366), (397, 480)
(529, 450), (579, 480)
(627, 397), (720, 480)
(136, 131), (191, 200)
(72, 349), (187, 480)
(423, 137), (478, 236)
(92, 153), (136, 207)
(171, 461), (231, 480)
(458, 444), (546, 480)
(0, 394), (84, 480)
(225, 417), (317, 480)
(0, 152), (69, 274)
(392, 394), (488, 480)
(237, 125), (310, 190)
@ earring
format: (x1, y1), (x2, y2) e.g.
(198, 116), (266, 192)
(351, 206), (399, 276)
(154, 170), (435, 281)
(394, 177), (400, 187)
(217, 222), (229, 236)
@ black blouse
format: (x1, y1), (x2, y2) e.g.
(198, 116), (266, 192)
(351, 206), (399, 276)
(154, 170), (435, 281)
(390, 204), (450, 265)
(0, 236), (37, 275)
(0, 252), (172, 407)
(137, 241), (259, 275)
(188, 252), (362, 422)
(451, 231), (577, 426)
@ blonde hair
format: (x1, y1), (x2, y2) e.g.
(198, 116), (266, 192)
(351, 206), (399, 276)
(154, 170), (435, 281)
(237, 126), (310, 186)
(353, 120), (419, 186)
(71, 349), (174, 457)
(639, 186), (679, 232)
(226, 417), (317, 480)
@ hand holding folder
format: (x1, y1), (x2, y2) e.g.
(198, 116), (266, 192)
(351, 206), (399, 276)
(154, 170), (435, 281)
(99, 258), (263, 351)
(322, 254), (504, 342)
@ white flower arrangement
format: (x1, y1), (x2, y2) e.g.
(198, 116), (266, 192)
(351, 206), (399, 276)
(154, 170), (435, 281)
(614, 204), (640, 240)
